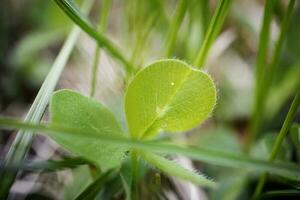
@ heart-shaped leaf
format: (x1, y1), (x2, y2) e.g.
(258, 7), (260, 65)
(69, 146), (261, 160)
(125, 59), (216, 139)
(50, 89), (126, 171)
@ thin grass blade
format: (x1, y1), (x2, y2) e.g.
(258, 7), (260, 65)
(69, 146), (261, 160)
(193, 0), (232, 68)
(1, 118), (300, 181)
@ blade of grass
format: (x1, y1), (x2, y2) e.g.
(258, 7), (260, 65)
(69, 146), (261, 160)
(0, 1), (95, 198)
(199, 0), (210, 35)
(89, 0), (112, 97)
(252, 89), (300, 199)
(0, 157), (90, 172)
(246, 0), (276, 151)
(193, 0), (232, 68)
(130, 150), (138, 200)
(1, 118), (300, 181)
(164, 0), (187, 57)
(54, 0), (133, 74)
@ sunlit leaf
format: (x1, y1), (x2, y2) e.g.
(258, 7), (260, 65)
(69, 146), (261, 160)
(50, 89), (127, 170)
(125, 59), (216, 139)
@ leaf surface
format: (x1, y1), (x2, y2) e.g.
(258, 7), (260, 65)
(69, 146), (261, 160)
(50, 89), (126, 170)
(125, 59), (216, 139)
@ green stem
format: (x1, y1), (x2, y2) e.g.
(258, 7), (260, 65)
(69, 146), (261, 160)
(131, 150), (138, 200)
(252, 89), (300, 199)
(90, 46), (101, 97)
(246, 0), (276, 151)
(199, 0), (210, 35)
(89, 0), (112, 97)
(193, 0), (232, 68)
(164, 0), (187, 57)
(0, 1), (95, 198)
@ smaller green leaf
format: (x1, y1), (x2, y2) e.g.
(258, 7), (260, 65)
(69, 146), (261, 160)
(50, 89), (127, 171)
(139, 151), (216, 188)
(125, 59), (216, 139)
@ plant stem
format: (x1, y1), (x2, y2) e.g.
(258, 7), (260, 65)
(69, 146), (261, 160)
(0, 1), (95, 198)
(164, 0), (187, 57)
(199, 0), (210, 35)
(89, 0), (112, 97)
(252, 89), (300, 199)
(131, 150), (138, 200)
(193, 0), (232, 68)
(245, 0), (275, 151)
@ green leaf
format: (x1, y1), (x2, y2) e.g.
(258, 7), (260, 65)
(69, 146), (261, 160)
(49, 89), (126, 171)
(125, 59), (216, 139)
(139, 151), (216, 188)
